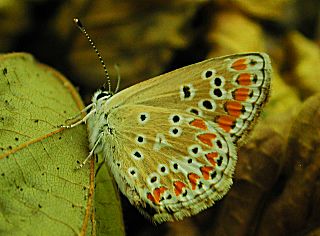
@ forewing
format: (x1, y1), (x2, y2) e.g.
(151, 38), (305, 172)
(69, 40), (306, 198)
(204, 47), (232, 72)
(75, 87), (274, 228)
(108, 53), (271, 144)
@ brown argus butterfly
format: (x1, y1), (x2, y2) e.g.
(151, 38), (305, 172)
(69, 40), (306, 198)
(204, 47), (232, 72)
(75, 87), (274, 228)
(65, 18), (272, 223)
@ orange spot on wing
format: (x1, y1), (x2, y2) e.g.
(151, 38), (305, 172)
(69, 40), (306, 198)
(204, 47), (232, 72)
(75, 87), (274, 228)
(237, 73), (251, 86)
(231, 58), (247, 70)
(217, 115), (236, 132)
(197, 133), (217, 147)
(234, 88), (250, 101)
(226, 101), (243, 117)
(174, 181), (186, 196)
(189, 119), (207, 130)
(205, 152), (217, 166)
(153, 187), (167, 203)
(188, 173), (200, 190)
(200, 166), (214, 180)
(147, 187), (168, 204)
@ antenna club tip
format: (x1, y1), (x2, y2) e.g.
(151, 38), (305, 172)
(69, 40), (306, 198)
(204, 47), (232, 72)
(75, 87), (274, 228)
(73, 18), (83, 28)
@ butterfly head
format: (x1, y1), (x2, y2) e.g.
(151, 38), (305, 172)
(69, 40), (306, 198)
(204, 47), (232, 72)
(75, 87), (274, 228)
(92, 89), (112, 109)
(91, 89), (113, 112)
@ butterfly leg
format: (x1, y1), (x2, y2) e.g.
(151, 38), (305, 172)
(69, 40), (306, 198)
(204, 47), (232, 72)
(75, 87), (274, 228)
(61, 106), (96, 129)
(75, 132), (104, 169)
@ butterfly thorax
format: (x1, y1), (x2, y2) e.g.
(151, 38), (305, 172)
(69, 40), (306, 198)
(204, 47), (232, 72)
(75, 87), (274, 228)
(87, 90), (114, 153)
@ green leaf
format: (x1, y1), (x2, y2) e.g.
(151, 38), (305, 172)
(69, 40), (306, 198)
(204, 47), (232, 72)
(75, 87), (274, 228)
(95, 157), (125, 236)
(0, 53), (124, 235)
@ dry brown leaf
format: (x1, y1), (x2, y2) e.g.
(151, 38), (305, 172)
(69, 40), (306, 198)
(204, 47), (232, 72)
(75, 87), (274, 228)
(166, 218), (199, 236)
(284, 31), (320, 99)
(216, 0), (295, 21)
(306, 228), (320, 236)
(207, 10), (266, 57)
(256, 93), (320, 236)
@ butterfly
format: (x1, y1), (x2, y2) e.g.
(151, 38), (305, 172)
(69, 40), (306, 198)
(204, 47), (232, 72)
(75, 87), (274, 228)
(66, 19), (272, 224)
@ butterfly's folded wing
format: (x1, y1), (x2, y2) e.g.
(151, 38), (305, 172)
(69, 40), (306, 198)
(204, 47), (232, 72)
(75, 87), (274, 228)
(100, 53), (271, 222)
(107, 53), (271, 144)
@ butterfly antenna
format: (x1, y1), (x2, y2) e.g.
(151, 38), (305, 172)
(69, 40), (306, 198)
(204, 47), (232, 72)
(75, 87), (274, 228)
(73, 18), (112, 93)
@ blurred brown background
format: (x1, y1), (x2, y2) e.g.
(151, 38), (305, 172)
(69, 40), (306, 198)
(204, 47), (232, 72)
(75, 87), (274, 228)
(1, 0), (319, 235)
